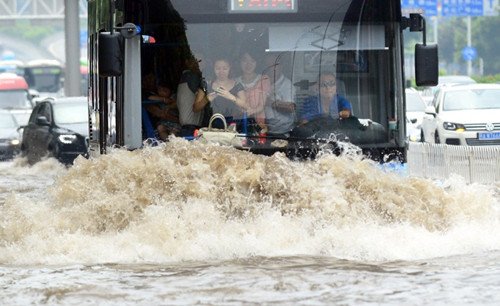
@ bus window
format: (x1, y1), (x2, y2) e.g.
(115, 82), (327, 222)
(88, 0), (437, 161)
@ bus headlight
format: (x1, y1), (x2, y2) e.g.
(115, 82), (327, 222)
(58, 134), (77, 144)
(443, 122), (465, 132)
(10, 139), (20, 146)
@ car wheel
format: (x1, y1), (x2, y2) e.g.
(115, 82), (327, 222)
(20, 143), (27, 156)
(48, 144), (60, 160)
(420, 130), (425, 142)
(434, 131), (440, 144)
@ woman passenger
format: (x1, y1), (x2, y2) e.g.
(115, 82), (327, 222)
(235, 50), (270, 130)
(193, 57), (247, 129)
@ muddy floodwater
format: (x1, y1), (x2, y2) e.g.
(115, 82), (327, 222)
(1, 140), (499, 305)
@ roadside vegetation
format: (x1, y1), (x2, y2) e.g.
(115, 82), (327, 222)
(0, 20), (59, 44)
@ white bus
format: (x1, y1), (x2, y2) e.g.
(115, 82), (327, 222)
(24, 59), (64, 96)
(87, 0), (438, 161)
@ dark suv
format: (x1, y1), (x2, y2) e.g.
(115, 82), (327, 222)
(21, 97), (89, 164)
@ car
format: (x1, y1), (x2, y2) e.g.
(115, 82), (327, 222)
(405, 88), (426, 142)
(21, 96), (89, 164)
(420, 75), (477, 106)
(406, 116), (421, 143)
(421, 83), (500, 146)
(0, 110), (21, 160)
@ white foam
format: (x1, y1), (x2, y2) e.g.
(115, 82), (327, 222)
(0, 141), (498, 264)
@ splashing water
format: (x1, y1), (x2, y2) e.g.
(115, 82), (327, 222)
(0, 139), (499, 265)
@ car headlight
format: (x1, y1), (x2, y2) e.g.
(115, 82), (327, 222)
(10, 139), (20, 146)
(409, 135), (418, 142)
(443, 122), (465, 132)
(58, 134), (77, 144)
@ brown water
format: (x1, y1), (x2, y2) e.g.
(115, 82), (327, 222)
(1, 139), (499, 304)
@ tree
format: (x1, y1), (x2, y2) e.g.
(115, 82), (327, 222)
(472, 16), (500, 75)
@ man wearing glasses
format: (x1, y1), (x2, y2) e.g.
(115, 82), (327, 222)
(299, 71), (352, 124)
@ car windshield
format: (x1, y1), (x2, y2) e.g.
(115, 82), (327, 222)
(406, 93), (426, 111)
(0, 113), (17, 128)
(443, 89), (500, 111)
(53, 102), (88, 124)
(0, 90), (31, 108)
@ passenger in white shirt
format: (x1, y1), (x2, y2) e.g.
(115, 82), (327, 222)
(264, 54), (296, 136)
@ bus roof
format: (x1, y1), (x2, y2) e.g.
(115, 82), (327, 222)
(0, 73), (29, 90)
(26, 59), (62, 68)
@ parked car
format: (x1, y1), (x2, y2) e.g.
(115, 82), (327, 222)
(421, 83), (500, 146)
(420, 75), (476, 106)
(405, 88), (426, 142)
(21, 96), (89, 164)
(0, 110), (21, 160)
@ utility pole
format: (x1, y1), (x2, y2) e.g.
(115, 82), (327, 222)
(466, 16), (472, 76)
(64, 0), (81, 96)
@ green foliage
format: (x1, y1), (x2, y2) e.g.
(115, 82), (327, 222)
(406, 16), (500, 76)
(0, 21), (55, 44)
(472, 17), (500, 75)
(473, 74), (500, 83)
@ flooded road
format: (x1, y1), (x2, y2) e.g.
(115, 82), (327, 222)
(1, 140), (499, 305)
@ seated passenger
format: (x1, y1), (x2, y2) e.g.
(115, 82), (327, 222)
(299, 71), (352, 124)
(291, 72), (364, 138)
(145, 82), (180, 140)
(235, 51), (270, 130)
(177, 53), (207, 137)
(264, 53), (296, 136)
(194, 57), (247, 130)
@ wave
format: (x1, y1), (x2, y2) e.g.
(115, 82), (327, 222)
(1, 139), (499, 264)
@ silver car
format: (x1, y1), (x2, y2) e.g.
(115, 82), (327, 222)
(421, 83), (500, 146)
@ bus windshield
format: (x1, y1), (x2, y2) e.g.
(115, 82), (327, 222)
(24, 64), (63, 93)
(136, 0), (400, 144)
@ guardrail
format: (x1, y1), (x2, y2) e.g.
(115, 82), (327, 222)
(407, 143), (500, 184)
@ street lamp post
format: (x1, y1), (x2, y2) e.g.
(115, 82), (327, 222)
(64, 0), (81, 96)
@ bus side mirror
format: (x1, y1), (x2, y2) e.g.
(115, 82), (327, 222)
(415, 43), (438, 87)
(98, 32), (123, 77)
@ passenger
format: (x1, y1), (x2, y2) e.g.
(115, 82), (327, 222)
(142, 73), (157, 100)
(291, 72), (354, 138)
(299, 71), (352, 123)
(145, 82), (180, 140)
(176, 52), (207, 137)
(264, 53), (296, 136)
(193, 57), (247, 129)
(235, 50), (270, 130)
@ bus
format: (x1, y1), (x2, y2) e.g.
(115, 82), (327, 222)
(24, 59), (64, 96)
(87, 0), (438, 161)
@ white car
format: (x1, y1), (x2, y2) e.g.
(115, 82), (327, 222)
(421, 83), (500, 146)
(406, 88), (426, 142)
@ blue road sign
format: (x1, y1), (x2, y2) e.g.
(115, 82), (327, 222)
(462, 46), (478, 61)
(80, 31), (87, 47)
(401, 0), (438, 16)
(441, 0), (483, 17)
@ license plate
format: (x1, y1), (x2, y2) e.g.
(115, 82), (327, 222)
(478, 132), (500, 140)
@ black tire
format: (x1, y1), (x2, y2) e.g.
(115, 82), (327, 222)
(420, 130), (425, 142)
